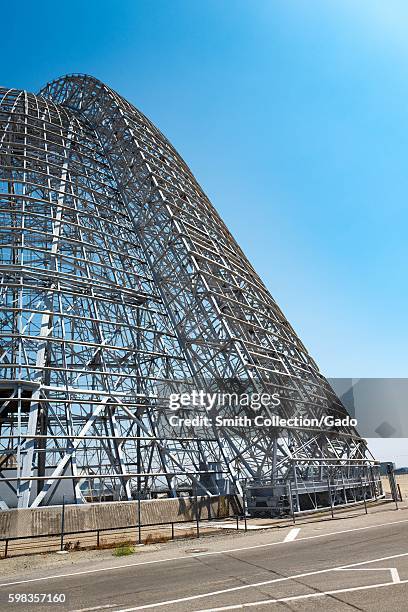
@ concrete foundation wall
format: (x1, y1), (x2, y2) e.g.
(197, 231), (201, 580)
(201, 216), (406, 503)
(381, 474), (408, 499)
(0, 495), (234, 539)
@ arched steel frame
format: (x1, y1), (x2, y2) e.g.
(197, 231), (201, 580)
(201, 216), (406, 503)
(0, 75), (380, 509)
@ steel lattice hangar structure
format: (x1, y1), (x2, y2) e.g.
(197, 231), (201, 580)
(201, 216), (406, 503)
(0, 75), (381, 512)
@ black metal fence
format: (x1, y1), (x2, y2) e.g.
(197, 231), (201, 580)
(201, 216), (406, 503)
(0, 510), (246, 559)
(0, 486), (400, 559)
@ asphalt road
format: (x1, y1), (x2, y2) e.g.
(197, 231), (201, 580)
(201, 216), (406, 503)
(1, 507), (408, 611)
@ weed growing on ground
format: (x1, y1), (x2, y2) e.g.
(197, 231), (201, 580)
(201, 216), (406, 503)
(113, 543), (135, 557)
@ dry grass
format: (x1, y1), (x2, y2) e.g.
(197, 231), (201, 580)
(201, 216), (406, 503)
(144, 533), (170, 545)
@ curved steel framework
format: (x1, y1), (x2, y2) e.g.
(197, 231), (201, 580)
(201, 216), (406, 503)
(0, 75), (380, 509)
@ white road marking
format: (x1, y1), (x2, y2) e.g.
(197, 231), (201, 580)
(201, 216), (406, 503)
(195, 579), (408, 610)
(339, 567), (401, 583)
(113, 550), (408, 611)
(391, 567), (401, 583)
(283, 528), (300, 542)
(1, 515), (408, 588)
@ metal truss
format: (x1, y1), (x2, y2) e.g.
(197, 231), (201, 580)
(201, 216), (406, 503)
(0, 75), (379, 509)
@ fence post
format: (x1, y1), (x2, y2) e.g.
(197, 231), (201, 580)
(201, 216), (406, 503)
(387, 464), (399, 510)
(360, 477), (368, 514)
(4, 539), (8, 559)
(288, 480), (296, 524)
(171, 523), (174, 540)
(96, 530), (100, 548)
(195, 492), (200, 538)
(243, 482), (248, 532)
(365, 465), (372, 501)
(393, 484), (399, 511)
(370, 466), (377, 501)
(327, 477), (334, 519)
(60, 495), (66, 552)
(137, 496), (142, 544)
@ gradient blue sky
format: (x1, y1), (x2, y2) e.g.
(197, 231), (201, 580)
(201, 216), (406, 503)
(2, 2), (407, 461)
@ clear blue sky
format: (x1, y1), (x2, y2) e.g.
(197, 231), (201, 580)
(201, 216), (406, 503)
(2, 2), (407, 459)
